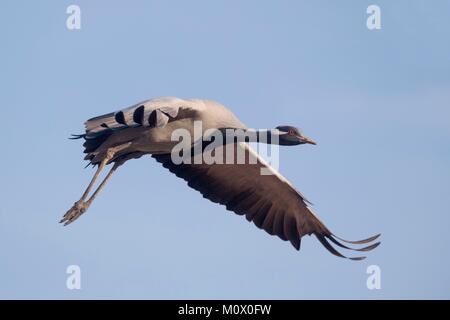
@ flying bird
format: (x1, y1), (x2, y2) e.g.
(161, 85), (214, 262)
(62, 97), (380, 260)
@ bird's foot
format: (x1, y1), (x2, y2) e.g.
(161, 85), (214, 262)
(60, 200), (88, 226)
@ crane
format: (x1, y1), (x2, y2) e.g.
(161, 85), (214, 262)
(62, 96), (380, 260)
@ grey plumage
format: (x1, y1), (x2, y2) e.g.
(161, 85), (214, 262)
(63, 96), (380, 260)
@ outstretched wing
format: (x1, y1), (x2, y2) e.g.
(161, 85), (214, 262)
(72, 97), (196, 161)
(153, 143), (380, 260)
(83, 96), (189, 136)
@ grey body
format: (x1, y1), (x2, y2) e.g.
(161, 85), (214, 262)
(83, 97), (246, 164)
(62, 97), (380, 260)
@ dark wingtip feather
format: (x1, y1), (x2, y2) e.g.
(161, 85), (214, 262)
(315, 234), (367, 261)
(349, 256), (366, 261)
(326, 235), (381, 252)
(332, 233), (381, 245)
(358, 241), (381, 252)
(315, 235), (346, 259)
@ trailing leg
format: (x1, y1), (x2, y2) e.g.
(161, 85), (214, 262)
(60, 146), (127, 226)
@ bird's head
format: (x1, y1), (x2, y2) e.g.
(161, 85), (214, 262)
(275, 125), (317, 146)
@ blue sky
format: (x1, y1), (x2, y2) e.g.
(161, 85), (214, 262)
(0, 0), (449, 299)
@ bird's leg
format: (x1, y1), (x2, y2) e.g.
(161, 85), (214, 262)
(80, 156), (109, 201)
(83, 161), (121, 209)
(60, 148), (120, 226)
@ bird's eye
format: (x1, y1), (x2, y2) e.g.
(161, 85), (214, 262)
(288, 129), (295, 136)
